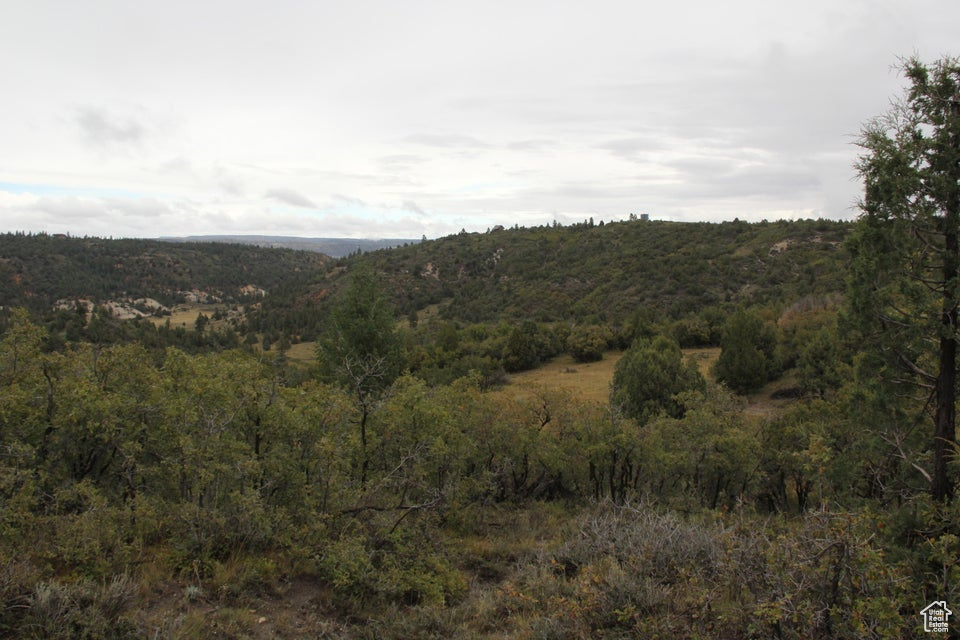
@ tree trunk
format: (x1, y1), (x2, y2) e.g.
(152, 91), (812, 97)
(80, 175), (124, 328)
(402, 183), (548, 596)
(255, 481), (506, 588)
(359, 402), (369, 488)
(933, 199), (959, 502)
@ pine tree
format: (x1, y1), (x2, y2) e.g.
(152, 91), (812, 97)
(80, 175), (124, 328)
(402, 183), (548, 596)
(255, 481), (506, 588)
(849, 56), (960, 502)
(317, 265), (402, 485)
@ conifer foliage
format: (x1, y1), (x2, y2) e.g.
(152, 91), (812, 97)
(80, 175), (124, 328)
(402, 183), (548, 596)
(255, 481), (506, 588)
(850, 56), (960, 502)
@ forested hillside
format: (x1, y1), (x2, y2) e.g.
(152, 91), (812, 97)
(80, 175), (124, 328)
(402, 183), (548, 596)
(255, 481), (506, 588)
(1, 221), (851, 363)
(319, 217), (850, 323)
(3, 220), (850, 324)
(0, 232), (329, 310)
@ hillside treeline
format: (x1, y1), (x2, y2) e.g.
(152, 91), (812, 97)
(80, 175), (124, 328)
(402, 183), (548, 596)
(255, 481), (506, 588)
(1, 220), (851, 340)
(0, 232), (328, 310)
(330, 217), (850, 323)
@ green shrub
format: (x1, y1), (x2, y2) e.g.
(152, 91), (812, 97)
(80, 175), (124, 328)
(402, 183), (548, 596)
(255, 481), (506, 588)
(566, 325), (611, 363)
(713, 308), (778, 394)
(611, 334), (705, 424)
(21, 575), (139, 640)
(317, 521), (466, 608)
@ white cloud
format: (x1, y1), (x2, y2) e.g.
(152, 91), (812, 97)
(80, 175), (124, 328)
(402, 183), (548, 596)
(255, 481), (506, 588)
(74, 106), (147, 147)
(265, 188), (317, 209)
(0, 0), (958, 237)
(401, 200), (428, 217)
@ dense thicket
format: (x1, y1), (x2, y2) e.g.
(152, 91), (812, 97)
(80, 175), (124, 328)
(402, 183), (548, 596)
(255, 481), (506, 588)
(0, 294), (956, 637)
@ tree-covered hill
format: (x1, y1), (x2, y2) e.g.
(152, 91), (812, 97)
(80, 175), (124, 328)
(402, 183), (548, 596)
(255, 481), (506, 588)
(1, 219), (853, 336)
(320, 217), (852, 324)
(0, 232), (330, 310)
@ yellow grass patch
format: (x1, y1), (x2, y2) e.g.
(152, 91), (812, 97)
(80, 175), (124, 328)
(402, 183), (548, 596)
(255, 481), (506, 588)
(685, 347), (721, 379)
(502, 348), (721, 406)
(150, 304), (225, 328)
(743, 371), (801, 419)
(502, 352), (623, 405)
(284, 341), (317, 363)
(400, 299), (452, 329)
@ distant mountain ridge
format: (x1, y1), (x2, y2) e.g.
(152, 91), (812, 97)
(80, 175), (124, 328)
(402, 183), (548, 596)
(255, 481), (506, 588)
(158, 235), (421, 257)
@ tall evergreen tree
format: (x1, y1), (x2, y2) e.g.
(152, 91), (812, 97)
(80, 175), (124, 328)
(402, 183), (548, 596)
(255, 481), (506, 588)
(317, 265), (402, 485)
(849, 56), (960, 502)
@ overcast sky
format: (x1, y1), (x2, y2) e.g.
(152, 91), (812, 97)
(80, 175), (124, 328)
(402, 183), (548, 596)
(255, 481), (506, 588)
(1, 1), (957, 239)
